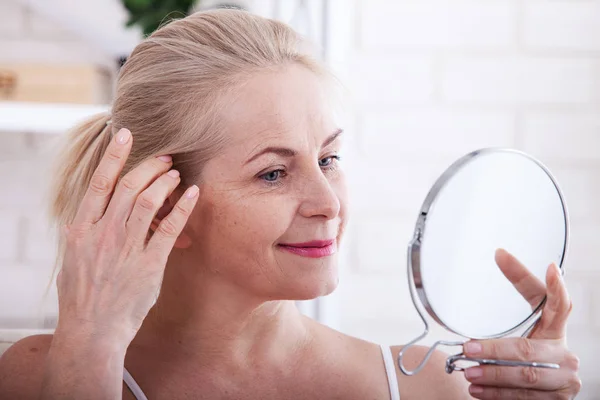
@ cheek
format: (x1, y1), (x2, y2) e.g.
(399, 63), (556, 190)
(244, 197), (293, 242)
(214, 196), (293, 247)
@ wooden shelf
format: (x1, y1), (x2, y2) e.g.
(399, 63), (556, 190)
(0, 101), (109, 135)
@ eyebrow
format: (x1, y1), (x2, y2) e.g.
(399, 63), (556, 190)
(244, 128), (343, 165)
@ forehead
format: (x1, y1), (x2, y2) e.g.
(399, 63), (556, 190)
(220, 64), (334, 146)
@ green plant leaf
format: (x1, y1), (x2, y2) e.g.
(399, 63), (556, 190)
(123, 0), (152, 12)
(120, 0), (199, 36)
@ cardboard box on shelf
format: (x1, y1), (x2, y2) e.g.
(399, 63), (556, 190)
(0, 64), (113, 105)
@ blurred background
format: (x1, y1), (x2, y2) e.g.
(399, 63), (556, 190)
(0, 0), (599, 398)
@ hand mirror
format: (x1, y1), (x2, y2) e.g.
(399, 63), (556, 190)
(398, 148), (569, 375)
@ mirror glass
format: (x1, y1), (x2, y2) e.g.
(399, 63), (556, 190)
(415, 149), (568, 339)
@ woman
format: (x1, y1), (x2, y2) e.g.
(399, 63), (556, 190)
(0, 9), (580, 399)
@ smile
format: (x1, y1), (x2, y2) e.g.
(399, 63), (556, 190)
(277, 239), (337, 258)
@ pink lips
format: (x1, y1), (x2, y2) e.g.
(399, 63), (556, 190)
(278, 239), (337, 258)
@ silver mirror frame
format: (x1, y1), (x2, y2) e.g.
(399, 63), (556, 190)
(397, 148), (570, 376)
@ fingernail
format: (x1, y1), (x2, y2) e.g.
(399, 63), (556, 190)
(167, 169), (180, 178)
(116, 128), (131, 145)
(186, 185), (199, 198)
(465, 367), (483, 379)
(464, 342), (483, 354)
(158, 155), (172, 163)
(469, 385), (483, 395)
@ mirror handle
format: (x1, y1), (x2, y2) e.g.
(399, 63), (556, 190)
(397, 309), (560, 375)
(441, 310), (557, 373)
(445, 353), (560, 374)
(398, 335), (560, 376)
(397, 335), (464, 376)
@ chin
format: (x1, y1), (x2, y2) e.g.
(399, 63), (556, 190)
(285, 263), (339, 300)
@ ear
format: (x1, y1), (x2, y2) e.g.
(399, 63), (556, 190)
(149, 192), (194, 249)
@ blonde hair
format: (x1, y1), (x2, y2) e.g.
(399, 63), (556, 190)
(44, 9), (329, 301)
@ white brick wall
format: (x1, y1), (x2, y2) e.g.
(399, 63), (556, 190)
(522, 112), (600, 161)
(360, 109), (516, 158)
(351, 56), (436, 106)
(0, 2), (119, 69)
(0, 267), (56, 329)
(0, 1), (26, 36)
(0, 131), (61, 328)
(351, 215), (416, 274)
(335, 1), (600, 397)
(359, 1), (516, 50)
(565, 221), (600, 273)
(551, 168), (600, 224)
(0, 212), (20, 263)
(348, 159), (446, 215)
(443, 57), (600, 105)
(524, 2), (600, 52)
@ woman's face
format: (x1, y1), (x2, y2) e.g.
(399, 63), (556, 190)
(185, 64), (347, 300)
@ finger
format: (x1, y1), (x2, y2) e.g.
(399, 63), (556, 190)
(73, 128), (132, 226)
(103, 155), (173, 223)
(469, 385), (560, 400)
(147, 185), (199, 259)
(530, 263), (571, 340)
(464, 364), (570, 391)
(126, 169), (182, 244)
(495, 248), (546, 310)
(463, 337), (563, 365)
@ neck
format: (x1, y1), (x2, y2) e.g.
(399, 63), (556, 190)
(131, 259), (312, 369)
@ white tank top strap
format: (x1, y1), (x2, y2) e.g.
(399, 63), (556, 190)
(123, 367), (149, 400)
(380, 344), (401, 400)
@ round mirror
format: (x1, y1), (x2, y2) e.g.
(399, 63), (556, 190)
(413, 148), (568, 339)
(400, 148), (569, 375)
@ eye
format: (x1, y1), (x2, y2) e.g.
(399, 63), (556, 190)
(319, 155), (341, 168)
(263, 170), (280, 181)
(259, 169), (286, 183)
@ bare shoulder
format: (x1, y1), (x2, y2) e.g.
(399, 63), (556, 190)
(389, 344), (471, 400)
(307, 319), (471, 399)
(303, 319), (392, 398)
(0, 334), (53, 400)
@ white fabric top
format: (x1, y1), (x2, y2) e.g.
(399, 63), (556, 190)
(123, 367), (149, 400)
(380, 344), (401, 400)
(123, 344), (400, 399)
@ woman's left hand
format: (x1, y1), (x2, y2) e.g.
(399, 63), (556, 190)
(462, 249), (582, 399)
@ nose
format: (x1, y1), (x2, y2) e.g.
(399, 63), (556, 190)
(297, 172), (341, 220)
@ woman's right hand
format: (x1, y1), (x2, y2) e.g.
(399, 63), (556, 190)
(56, 127), (199, 346)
